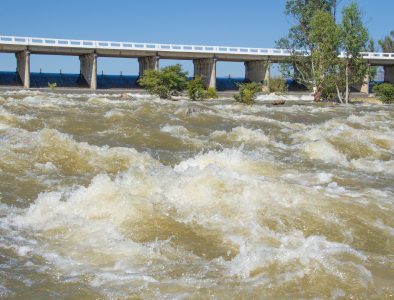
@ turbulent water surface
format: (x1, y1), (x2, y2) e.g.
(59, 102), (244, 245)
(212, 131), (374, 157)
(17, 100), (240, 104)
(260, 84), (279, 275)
(0, 90), (393, 299)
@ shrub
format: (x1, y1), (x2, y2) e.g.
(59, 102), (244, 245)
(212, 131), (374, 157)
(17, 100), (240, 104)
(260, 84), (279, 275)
(234, 82), (262, 105)
(188, 76), (207, 101)
(206, 87), (218, 99)
(138, 64), (188, 99)
(373, 83), (394, 103)
(269, 77), (288, 94)
(48, 82), (57, 91)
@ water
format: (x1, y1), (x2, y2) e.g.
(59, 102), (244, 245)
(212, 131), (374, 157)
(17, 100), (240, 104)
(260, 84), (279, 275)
(0, 90), (393, 299)
(0, 72), (245, 90)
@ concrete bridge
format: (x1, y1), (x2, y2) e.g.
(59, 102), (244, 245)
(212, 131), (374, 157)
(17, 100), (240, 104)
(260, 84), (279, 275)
(1, 35), (394, 91)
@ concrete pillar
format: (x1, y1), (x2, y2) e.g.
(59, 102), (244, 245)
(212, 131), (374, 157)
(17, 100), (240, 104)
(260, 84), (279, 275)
(262, 61), (271, 92)
(138, 56), (159, 76)
(360, 72), (370, 94)
(384, 66), (394, 84)
(79, 53), (97, 90)
(244, 60), (266, 83)
(193, 58), (216, 88)
(16, 50), (30, 88)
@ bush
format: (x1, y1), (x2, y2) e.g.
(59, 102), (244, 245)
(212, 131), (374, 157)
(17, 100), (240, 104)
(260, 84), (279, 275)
(373, 83), (394, 103)
(206, 87), (218, 99)
(48, 82), (57, 91)
(188, 76), (207, 101)
(234, 82), (262, 105)
(269, 77), (288, 94)
(138, 64), (188, 99)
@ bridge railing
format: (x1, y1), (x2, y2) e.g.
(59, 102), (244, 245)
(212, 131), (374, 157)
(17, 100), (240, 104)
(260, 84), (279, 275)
(1, 35), (394, 59)
(0, 35), (293, 56)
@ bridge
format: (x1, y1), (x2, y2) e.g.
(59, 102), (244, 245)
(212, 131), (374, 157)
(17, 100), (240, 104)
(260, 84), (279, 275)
(1, 35), (394, 91)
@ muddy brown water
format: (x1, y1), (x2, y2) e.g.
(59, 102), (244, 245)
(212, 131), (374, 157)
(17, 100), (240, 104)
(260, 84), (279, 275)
(0, 90), (393, 299)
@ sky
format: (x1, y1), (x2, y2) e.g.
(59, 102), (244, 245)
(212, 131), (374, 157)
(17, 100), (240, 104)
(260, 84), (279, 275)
(0, 0), (393, 77)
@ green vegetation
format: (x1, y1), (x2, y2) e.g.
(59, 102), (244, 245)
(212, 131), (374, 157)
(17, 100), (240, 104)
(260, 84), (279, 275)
(187, 77), (218, 101)
(334, 3), (369, 103)
(277, 0), (370, 103)
(138, 64), (188, 99)
(234, 82), (262, 105)
(268, 77), (288, 94)
(378, 31), (394, 52)
(48, 82), (57, 91)
(188, 76), (207, 101)
(373, 83), (394, 103)
(206, 87), (218, 99)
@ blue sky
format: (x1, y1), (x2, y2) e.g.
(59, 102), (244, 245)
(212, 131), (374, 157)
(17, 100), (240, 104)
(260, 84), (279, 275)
(0, 0), (393, 76)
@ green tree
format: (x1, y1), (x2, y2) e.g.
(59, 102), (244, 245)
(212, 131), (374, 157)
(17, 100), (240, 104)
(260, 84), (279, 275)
(276, 0), (337, 101)
(138, 64), (188, 99)
(308, 11), (340, 101)
(335, 2), (369, 104)
(378, 31), (394, 52)
(187, 76), (207, 101)
(234, 82), (262, 105)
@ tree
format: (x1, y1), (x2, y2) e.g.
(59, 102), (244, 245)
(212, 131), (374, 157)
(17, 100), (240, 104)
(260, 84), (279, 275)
(334, 2), (369, 104)
(378, 31), (394, 53)
(187, 76), (207, 101)
(276, 0), (337, 101)
(308, 11), (340, 101)
(138, 64), (188, 99)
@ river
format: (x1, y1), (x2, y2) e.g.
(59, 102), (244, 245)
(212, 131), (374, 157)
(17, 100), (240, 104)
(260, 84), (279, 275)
(0, 90), (393, 299)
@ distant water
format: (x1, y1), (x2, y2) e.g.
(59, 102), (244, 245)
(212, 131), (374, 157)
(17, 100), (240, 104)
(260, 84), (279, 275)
(0, 90), (393, 299)
(0, 71), (245, 91)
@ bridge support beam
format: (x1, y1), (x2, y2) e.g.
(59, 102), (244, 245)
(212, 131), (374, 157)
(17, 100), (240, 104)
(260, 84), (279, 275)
(384, 66), (394, 84)
(80, 53), (97, 90)
(16, 50), (30, 88)
(245, 60), (266, 84)
(138, 56), (159, 77)
(193, 58), (216, 88)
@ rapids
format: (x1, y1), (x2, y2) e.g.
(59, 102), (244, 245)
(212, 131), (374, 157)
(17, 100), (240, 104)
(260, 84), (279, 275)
(0, 90), (393, 299)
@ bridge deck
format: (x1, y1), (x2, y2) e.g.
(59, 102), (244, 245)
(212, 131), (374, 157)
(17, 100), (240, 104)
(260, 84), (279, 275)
(1, 35), (394, 65)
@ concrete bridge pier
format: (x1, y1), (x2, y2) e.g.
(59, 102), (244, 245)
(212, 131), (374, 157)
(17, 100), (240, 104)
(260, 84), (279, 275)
(360, 72), (370, 94)
(245, 60), (266, 84)
(79, 53), (97, 90)
(138, 56), (159, 77)
(16, 50), (30, 88)
(193, 58), (216, 88)
(262, 61), (271, 92)
(384, 66), (394, 84)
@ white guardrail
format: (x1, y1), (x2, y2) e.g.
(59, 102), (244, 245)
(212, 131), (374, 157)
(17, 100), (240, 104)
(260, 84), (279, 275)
(1, 35), (394, 60)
